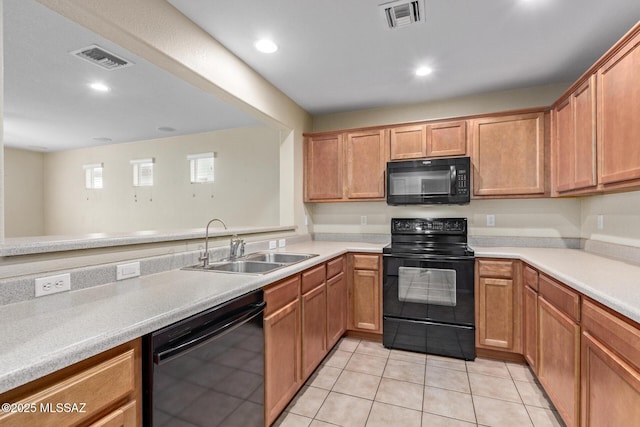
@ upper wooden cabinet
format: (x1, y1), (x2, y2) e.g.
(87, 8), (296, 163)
(345, 130), (386, 199)
(389, 124), (427, 160)
(597, 29), (640, 189)
(426, 120), (467, 158)
(553, 76), (598, 195)
(389, 120), (467, 160)
(304, 133), (344, 201)
(471, 112), (547, 197)
(304, 130), (387, 202)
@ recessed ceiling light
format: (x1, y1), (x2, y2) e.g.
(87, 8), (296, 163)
(415, 66), (433, 77)
(89, 82), (110, 92)
(255, 39), (278, 54)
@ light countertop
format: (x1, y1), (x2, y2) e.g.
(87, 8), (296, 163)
(1, 241), (640, 395)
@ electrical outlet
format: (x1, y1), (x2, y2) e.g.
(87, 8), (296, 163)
(116, 262), (141, 280)
(269, 240), (277, 249)
(486, 214), (495, 227)
(597, 215), (604, 230)
(278, 239), (286, 248)
(35, 273), (71, 297)
(361, 215), (368, 225)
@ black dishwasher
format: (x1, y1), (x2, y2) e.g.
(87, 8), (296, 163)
(143, 289), (265, 427)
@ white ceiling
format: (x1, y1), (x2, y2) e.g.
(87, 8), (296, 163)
(4, 1), (640, 152)
(3, 0), (259, 152)
(168, 0), (640, 115)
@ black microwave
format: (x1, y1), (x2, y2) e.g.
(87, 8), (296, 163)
(386, 157), (470, 205)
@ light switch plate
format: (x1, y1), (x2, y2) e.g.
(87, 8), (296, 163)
(269, 240), (277, 249)
(486, 214), (495, 227)
(278, 239), (286, 248)
(116, 262), (141, 280)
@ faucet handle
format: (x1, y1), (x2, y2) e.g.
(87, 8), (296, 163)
(239, 240), (246, 257)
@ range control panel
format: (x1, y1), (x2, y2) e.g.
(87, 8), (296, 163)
(391, 218), (467, 234)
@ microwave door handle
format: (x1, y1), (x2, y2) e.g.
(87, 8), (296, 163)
(450, 165), (457, 195)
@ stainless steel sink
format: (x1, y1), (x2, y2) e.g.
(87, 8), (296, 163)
(243, 252), (318, 264)
(184, 260), (285, 274)
(183, 251), (318, 275)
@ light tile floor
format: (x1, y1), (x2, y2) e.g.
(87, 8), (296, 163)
(274, 338), (565, 427)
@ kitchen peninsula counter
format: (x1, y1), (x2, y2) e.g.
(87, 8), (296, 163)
(1, 241), (640, 395)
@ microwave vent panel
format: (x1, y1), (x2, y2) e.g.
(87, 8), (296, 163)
(70, 45), (133, 70)
(380, 0), (425, 29)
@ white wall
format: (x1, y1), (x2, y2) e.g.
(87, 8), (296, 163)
(311, 199), (582, 239)
(581, 191), (640, 248)
(4, 147), (45, 236)
(42, 126), (279, 235)
(36, 0), (313, 236)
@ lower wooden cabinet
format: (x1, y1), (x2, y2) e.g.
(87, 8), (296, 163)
(348, 254), (382, 334)
(264, 276), (302, 426)
(475, 259), (522, 353)
(0, 340), (141, 427)
(537, 295), (580, 427)
(301, 279), (328, 379)
(326, 257), (347, 349)
(523, 265), (539, 372)
(581, 299), (640, 427)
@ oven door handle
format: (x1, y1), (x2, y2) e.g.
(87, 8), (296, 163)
(153, 301), (266, 365)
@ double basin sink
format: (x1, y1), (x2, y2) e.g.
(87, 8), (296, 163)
(184, 251), (319, 275)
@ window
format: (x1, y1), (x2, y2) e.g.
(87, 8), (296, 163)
(83, 163), (103, 189)
(131, 158), (154, 187)
(188, 152), (215, 183)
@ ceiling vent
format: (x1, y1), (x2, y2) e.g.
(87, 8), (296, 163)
(70, 45), (133, 70)
(380, 0), (425, 29)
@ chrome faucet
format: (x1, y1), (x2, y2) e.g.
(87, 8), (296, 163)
(229, 234), (245, 260)
(200, 218), (227, 267)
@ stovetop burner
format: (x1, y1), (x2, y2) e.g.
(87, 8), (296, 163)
(384, 218), (474, 258)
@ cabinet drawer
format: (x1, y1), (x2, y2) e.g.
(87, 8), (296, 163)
(326, 256), (345, 280)
(88, 400), (137, 427)
(265, 275), (300, 316)
(523, 265), (539, 291)
(0, 350), (135, 427)
(478, 260), (513, 278)
(351, 254), (379, 270)
(302, 264), (326, 294)
(539, 274), (580, 322)
(582, 299), (640, 371)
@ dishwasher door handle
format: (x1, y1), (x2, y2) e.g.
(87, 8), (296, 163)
(153, 301), (266, 365)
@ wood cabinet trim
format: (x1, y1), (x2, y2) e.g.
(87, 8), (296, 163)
(326, 256), (345, 280)
(478, 259), (514, 278)
(351, 254), (381, 270)
(301, 264), (326, 294)
(523, 265), (539, 291)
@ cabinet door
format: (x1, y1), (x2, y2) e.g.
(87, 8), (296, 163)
(554, 97), (574, 192)
(581, 331), (640, 427)
(350, 268), (381, 332)
(304, 134), (343, 201)
(573, 76), (597, 190)
(426, 120), (467, 157)
(523, 285), (538, 371)
(345, 130), (386, 199)
(597, 30), (640, 186)
(327, 271), (347, 349)
(301, 284), (327, 379)
(477, 277), (516, 350)
(265, 300), (301, 425)
(538, 296), (580, 427)
(472, 112), (546, 196)
(390, 125), (426, 160)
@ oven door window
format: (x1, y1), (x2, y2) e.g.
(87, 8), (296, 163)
(398, 267), (456, 306)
